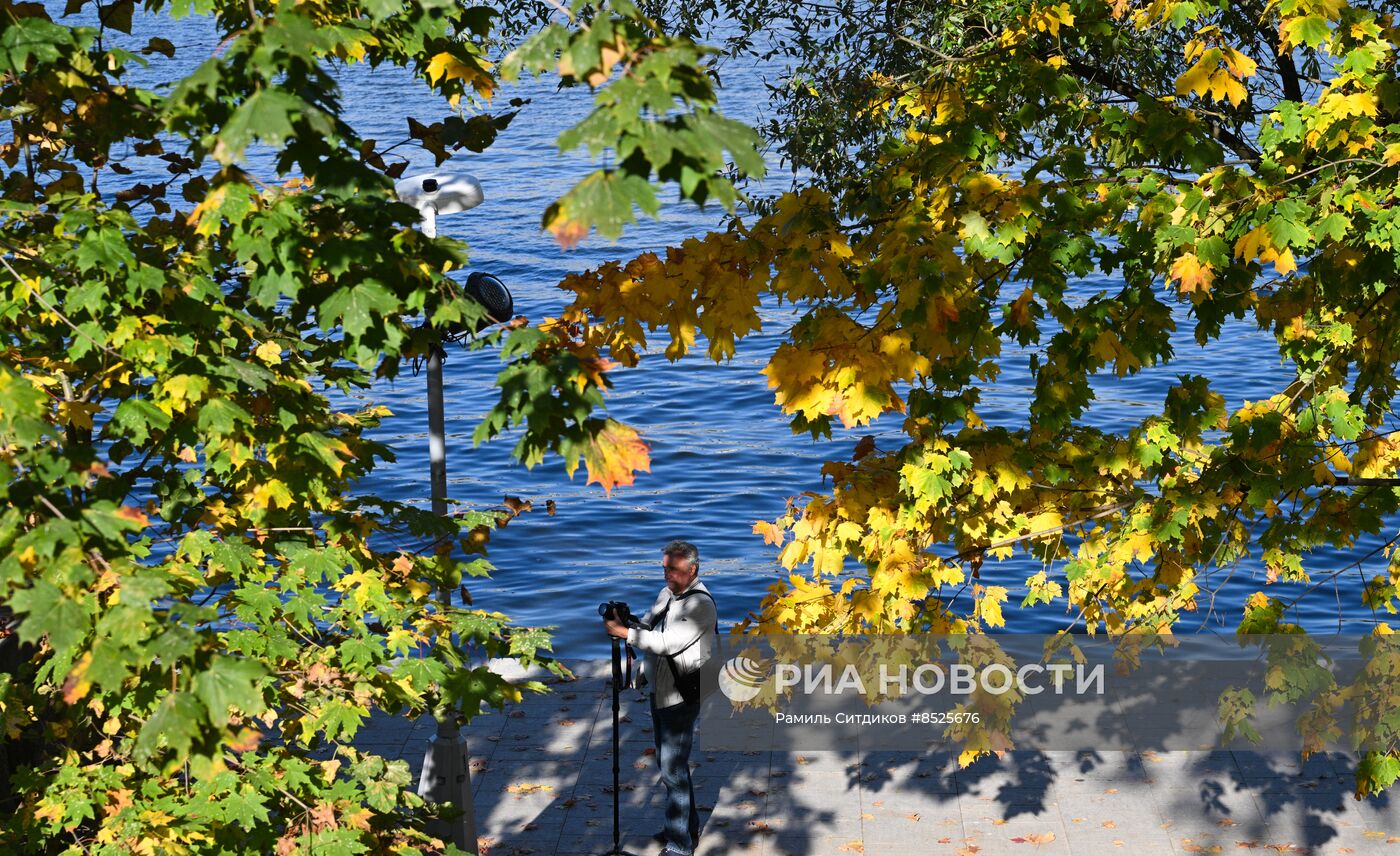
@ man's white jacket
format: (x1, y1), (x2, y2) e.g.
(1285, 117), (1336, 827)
(627, 578), (717, 709)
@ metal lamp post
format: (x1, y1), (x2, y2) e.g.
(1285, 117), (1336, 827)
(394, 170), (486, 855)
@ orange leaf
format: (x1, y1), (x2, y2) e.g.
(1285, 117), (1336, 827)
(752, 520), (786, 545)
(584, 420), (651, 495)
(1169, 253), (1214, 295)
(62, 652), (93, 704)
(115, 505), (150, 528)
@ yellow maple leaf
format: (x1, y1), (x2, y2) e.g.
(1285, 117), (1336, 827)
(140, 809), (176, 827)
(1175, 47), (1251, 106)
(187, 184), (229, 236)
(1175, 53), (1217, 98)
(1119, 529), (1156, 564)
(583, 420), (651, 495)
(56, 400), (102, 430)
(248, 479), (292, 510)
(1221, 47), (1258, 79)
(34, 800), (65, 824)
(1169, 253), (1214, 296)
(1234, 225), (1274, 263)
(1209, 72), (1248, 106)
(975, 585), (1009, 628)
(425, 51), (495, 100)
(1027, 2), (1074, 36)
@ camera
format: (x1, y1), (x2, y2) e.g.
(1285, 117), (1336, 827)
(597, 600), (640, 628)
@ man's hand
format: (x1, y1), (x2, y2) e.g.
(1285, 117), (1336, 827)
(603, 617), (629, 639)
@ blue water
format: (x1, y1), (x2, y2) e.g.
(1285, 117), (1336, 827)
(44, 5), (1399, 657)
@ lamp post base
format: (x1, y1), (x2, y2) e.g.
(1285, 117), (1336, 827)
(417, 717), (478, 854)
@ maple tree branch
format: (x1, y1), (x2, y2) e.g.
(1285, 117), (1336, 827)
(947, 499), (1138, 564)
(1333, 476), (1400, 487)
(36, 495), (68, 520)
(1276, 523), (1399, 613)
(1058, 56), (1261, 167)
(0, 255), (123, 362)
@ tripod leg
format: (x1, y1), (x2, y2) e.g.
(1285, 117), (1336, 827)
(601, 637), (641, 855)
(611, 636), (622, 854)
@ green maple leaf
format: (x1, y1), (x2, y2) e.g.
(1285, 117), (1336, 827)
(10, 580), (88, 654)
(544, 169), (658, 242)
(193, 656), (266, 723)
(319, 282), (400, 339)
(135, 692), (204, 763)
(111, 398), (171, 445)
(75, 226), (135, 271)
(222, 785), (272, 827)
(219, 89), (304, 162)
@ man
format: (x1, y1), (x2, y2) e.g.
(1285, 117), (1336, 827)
(603, 540), (717, 856)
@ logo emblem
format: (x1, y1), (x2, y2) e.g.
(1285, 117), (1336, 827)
(717, 656), (767, 702)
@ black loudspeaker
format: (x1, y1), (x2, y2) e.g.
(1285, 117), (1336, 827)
(444, 271), (513, 339)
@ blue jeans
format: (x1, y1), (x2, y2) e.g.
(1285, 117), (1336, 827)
(651, 695), (702, 854)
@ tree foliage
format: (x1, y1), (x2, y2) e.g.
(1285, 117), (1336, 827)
(0, 0), (739, 850)
(6, 0), (1400, 846)
(488, 0), (1400, 794)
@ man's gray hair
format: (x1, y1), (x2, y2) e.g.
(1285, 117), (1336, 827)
(663, 540), (700, 574)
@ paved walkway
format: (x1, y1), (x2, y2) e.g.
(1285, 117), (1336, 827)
(359, 660), (1400, 856)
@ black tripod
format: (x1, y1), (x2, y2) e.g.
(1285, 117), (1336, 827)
(603, 635), (642, 856)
